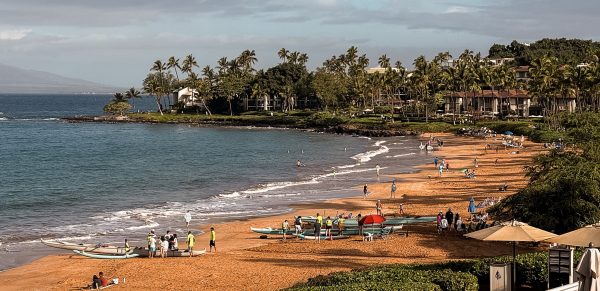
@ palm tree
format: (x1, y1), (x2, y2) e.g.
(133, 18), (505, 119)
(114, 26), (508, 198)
(150, 60), (167, 114)
(378, 54), (390, 68)
(297, 53), (309, 66)
(217, 57), (228, 74)
(238, 49), (257, 72)
(277, 48), (289, 63)
(182, 54), (199, 77)
(288, 51), (300, 65)
(143, 73), (163, 115)
(167, 56), (181, 83)
(125, 87), (141, 110)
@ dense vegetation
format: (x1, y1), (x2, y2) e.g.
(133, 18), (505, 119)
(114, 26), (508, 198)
(490, 113), (600, 233)
(105, 38), (600, 120)
(288, 252), (562, 291)
(489, 38), (600, 66)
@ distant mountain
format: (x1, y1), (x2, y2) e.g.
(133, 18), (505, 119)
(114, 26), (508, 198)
(0, 63), (122, 94)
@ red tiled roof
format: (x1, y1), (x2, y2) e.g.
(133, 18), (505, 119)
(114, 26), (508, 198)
(446, 89), (529, 98)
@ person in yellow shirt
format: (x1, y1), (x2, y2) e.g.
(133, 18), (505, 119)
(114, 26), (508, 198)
(186, 231), (195, 257)
(315, 213), (323, 242)
(209, 227), (216, 253)
(337, 215), (345, 235)
(325, 216), (333, 240)
(282, 220), (289, 241)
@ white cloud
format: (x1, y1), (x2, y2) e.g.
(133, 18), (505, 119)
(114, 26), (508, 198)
(0, 29), (32, 40)
(443, 6), (475, 14)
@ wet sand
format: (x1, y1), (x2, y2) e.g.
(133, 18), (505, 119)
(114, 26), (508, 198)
(0, 133), (541, 291)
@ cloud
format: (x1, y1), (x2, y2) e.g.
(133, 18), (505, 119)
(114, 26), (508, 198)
(0, 29), (32, 40)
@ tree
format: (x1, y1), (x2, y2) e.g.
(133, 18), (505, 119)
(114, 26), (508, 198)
(313, 68), (346, 110)
(167, 56), (181, 82)
(103, 92), (132, 116)
(124, 87), (141, 110)
(277, 48), (289, 63)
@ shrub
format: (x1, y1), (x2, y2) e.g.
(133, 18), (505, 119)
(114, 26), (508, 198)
(307, 112), (348, 127)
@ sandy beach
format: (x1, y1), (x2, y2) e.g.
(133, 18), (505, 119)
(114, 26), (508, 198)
(0, 133), (542, 291)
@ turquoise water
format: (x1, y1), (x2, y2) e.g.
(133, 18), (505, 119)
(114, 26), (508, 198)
(0, 94), (428, 270)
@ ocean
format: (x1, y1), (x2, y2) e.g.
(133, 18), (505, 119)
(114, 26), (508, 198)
(0, 94), (429, 270)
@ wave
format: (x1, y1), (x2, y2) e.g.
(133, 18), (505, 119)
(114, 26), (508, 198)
(125, 221), (159, 231)
(391, 153), (417, 158)
(351, 142), (389, 163)
(218, 192), (242, 198)
(0, 117), (7, 121)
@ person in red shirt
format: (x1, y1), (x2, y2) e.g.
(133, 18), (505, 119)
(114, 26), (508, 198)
(99, 272), (108, 287)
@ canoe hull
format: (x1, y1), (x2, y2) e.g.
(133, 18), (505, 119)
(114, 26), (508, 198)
(41, 239), (130, 254)
(297, 234), (350, 240)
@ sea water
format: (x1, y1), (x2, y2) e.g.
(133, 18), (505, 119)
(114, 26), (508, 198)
(0, 94), (430, 270)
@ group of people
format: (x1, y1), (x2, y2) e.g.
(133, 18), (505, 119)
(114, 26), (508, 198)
(436, 208), (466, 234)
(146, 230), (179, 258)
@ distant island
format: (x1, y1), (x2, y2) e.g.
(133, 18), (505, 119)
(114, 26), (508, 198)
(0, 62), (121, 94)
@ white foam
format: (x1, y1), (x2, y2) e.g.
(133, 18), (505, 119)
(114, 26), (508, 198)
(392, 153), (417, 158)
(219, 192), (242, 198)
(242, 179), (320, 194)
(125, 221), (159, 231)
(336, 164), (358, 169)
(0, 117), (7, 121)
(351, 144), (389, 163)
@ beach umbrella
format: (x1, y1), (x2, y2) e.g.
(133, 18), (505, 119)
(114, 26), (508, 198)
(504, 131), (514, 135)
(468, 197), (476, 213)
(360, 214), (386, 225)
(465, 220), (556, 289)
(546, 223), (600, 247)
(575, 248), (600, 291)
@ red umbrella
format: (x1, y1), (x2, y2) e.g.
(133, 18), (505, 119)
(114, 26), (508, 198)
(360, 214), (386, 225)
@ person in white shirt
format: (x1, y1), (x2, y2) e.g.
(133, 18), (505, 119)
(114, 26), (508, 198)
(184, 211), (192, 229)
(161, 236), (169, 258)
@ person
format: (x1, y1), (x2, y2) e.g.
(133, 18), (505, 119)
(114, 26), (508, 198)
(99, 272), (109, 287)
(184, 210), (192, 229)
(363, 184), (368, 198)
(390, 180), (397, 198)
(294, 216), (302, 235)
(434, 156), (438, 167)
(315, 213), (323, 242)
(454, 213), (461, 231)
(160, 236), (168, 258)
(282, 219), (289, 241)
(124, 239), (130, 254)
(325, 216), (333, 240)
(474, 157), (478, 168)
(375, 164), (380, 177)
(186, 231), (195, 257)
(337, 215), (345, 235)
(376, 200), (382, 216)
(165, 230), (172, 241)
(445, 208), (454, 229)
(438, 164), (444, 176)
(436, 211), (443, 233)
(357, 213), (363, 235)
(91, 275), (102, 289)
(148, 234), (156, 258)
(440, 217), (449, 233)
(296, 160), (301, 167)
(209, 227), (216, 253)
(399, 203), (404, 215)
(446, 161), (450, 171)
(169, 233), (178, 251)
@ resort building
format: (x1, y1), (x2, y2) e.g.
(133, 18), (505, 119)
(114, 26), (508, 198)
(174, 87), (199, 107)
(443, 90), (576, 117)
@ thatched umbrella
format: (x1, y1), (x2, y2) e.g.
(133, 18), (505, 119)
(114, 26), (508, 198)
(465, 220), (556, 289)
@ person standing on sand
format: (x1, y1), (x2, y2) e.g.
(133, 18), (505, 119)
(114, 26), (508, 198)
(438, 164), (444, 176)
(314, 213), (322, 242)
(337, 215), (345, 235)
(434, 156), (438, 167)
(474, 157), (478, 168)
(124, 239), (130, 254)
(446, 161), (450, 171)
(376, 200), (382, 216)
(209, 227), (217, 253)
(325, 216), (333, 240)
(282, 220), (289, 241)
(445, 208), (454, 229)
(184, 210), (192, 230)
(390, 180), (397, 198)
(375, 164), (381, 177)
(148, 235), (156, 258)
(294, 216), (302, 235)
(399, 203), (404, 215)
(186, 231), (195, 257)
(363, 184), (368, 198)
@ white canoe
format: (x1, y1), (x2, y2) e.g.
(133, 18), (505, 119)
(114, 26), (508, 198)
(40, 239), (131, 254)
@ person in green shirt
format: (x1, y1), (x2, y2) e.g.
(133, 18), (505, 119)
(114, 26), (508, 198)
(209, 227), (216, 253)
(186, 231), (195, 257)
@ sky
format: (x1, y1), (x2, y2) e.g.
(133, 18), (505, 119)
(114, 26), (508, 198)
(0, 0), (599, 87)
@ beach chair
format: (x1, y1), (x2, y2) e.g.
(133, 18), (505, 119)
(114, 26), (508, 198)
(363, 232), (374, 242)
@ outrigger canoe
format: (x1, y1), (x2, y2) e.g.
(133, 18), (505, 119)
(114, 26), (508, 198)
(41, 239), (131, 254)
(297, 234), (350, 240)
(73, 250), (140, 259)
(250, 227), (296, 235)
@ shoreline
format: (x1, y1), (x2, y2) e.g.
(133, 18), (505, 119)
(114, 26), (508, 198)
(0, 133), (542, 290)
